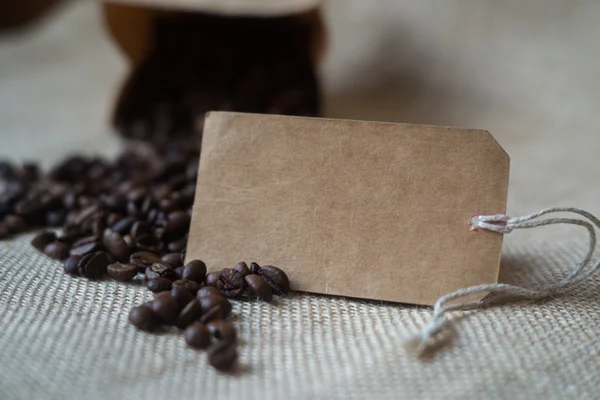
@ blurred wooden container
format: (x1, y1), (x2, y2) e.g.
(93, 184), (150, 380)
(0, 0), (62, 31)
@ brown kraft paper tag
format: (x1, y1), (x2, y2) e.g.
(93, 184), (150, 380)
(187, 112), (510, 306)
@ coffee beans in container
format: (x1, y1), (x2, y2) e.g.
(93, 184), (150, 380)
(114, 12), (320, 146)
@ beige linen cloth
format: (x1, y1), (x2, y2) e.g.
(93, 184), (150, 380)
(1, 1), (599, 399)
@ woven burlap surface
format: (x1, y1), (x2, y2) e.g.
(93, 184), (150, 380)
(1, 1), (600, 399)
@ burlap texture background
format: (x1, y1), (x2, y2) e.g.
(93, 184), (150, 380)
(1, 1), (599, 399)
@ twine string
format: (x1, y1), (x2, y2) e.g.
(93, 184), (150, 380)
(405, 207), (600, 356)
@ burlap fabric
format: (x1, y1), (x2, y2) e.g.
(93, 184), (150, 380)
(1, 1), (599, 399)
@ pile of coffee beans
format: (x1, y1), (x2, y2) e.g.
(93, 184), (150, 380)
(0, 11), (312, 372)
(114, 12), (320, 145)
(126, 259), (288, 370)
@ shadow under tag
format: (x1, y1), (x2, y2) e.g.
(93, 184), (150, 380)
(187, 112), (509, 306)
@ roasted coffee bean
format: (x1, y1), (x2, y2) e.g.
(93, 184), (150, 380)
(147, 277), (173, 293)
(217, 268), (246, 298)
(129, 305), (158, 331)
(184, 322), (211, 349)
(63, 255), (81, 275)
(127, 187), (147, 203)
(172, 279), (199, 295)
(70, 235), (102, 257)
(161, 252), (182, 267)
(145, 262), (174, 280)
(166, 236), (187, 252)
(158, 198), (177, 212)
(173, 266), (184, 280)
(234, 262), (250, 277)
(123, 234), (136, 248)
(152, 291), (179, 321)
(197, 286), (222, 298)
(207, 338), (238, 371)
(204, 271), (219, 287)
(162, 210), (190, 241)
(259, 265), (290, 295)
(206, 320), (236, 341)
(182, 259), (206, 283)
(198, 305), (224, 324)
(79, 251), (112, 279)
(245, 274), (273, 301)
(198, 295), (232, 318)
(130, 251), (161, 272)
(4, 215), (27, 233)
(171, 286), (195, 308)
(43, 241), (70, 260)
(107, 262), (138, 282)
(174, 299), (202, 329)
(130, 220), (152, 239)
(31, 231), (57, 251)
(100, 193), (126, 211)
(45, 210), (67, 226)
(0, 224), (9, 239)
(135, 234), (164, 253)
(102, 229), (132, 262)
(111, 216), (135, 235)
(249, 262), (261, 274)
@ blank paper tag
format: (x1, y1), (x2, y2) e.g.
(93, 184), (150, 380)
(187, 112), (509, 306)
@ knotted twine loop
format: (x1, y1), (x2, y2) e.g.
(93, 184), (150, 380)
(404, 207), (600, 357)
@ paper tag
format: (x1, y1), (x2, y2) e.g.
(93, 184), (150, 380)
(187, 112), (509, 306)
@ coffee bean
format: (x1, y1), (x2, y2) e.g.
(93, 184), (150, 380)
(102, 229), (132, 262)
(70, 235), (102, 257)
(249, 262), (261, 274)
(147, 277), (173, 293)
(173, 266), (184, 280)
(166, 236), (187, 252)
(145, 262), (174, 280)
(129, 305), (158, 331)
(206, 320), (236, 341)
(76, 252), (95, 276)
(245, 274), (273, 301)
(130, 220), (152, 239)
(130, 251), (161, 273)
(259, 265), (290, 295)
(63, 255), (81, 275)
(182, 259), (206, 283)
(234, 262), (250, 277)
(197, 286), (222, 298)
(123, 234), (136, 248)
(172, 279), (199, 294)
(198, 295), (232, 318)
(79, 251), (112, 279)
(107, 262), (138, 281)
(184, 322), (211, 349)
(43, 241), (70, 260)
(4, 215), (27, 233)
(174, 299), (202, 329)
(217, 268), (246, 298)
(111, 216), (135, 235)
(45, 210), (67, 226)
(135, 234), (164, 253)
(198, 305), (223, 323)
(100, 193), (126, 211)
(31, 231), (57, 251)
(207, 338), (238, 371)
(162, 210), (190, 241)
(0, 224), (9, 239)
(204, 271), (219, 287)
(171, 286), (195, 308)
(161, 252), (182, 267)
(152, 291), (179, 321)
